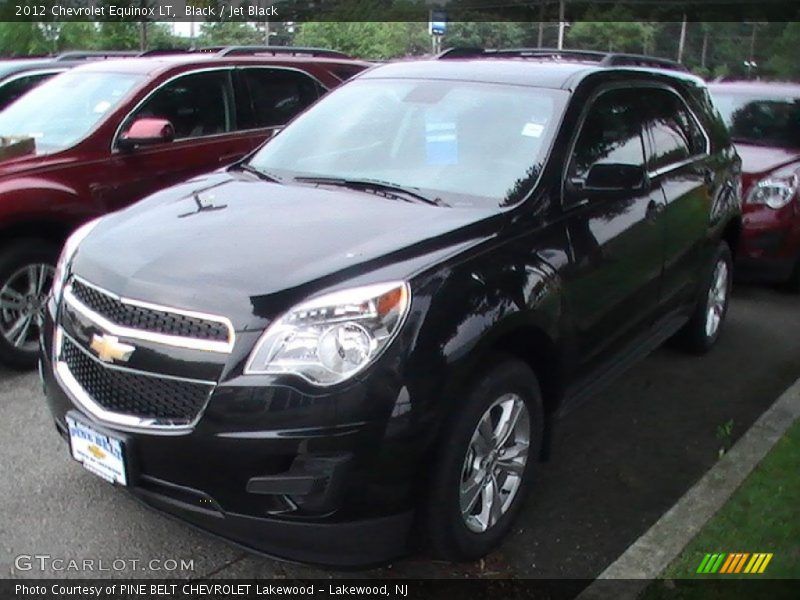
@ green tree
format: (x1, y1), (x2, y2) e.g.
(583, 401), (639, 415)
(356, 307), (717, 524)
(95, 23), (140, 50)
(295, 22), (426, 59)
(0, 22), (49, 56)
(568, 21), (656, 54)
(198, 22), (263, 46)
(57, 23), (99, 51)
(443, 22), (533, 50)
(765, 22), (800, 79)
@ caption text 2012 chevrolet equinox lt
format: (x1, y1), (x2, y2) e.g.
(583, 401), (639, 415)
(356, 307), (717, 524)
(41, 51), (742, 566)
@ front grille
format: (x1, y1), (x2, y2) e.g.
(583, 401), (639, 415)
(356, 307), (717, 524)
(70, 279), (229, 342)
(61, 337), (212, 422)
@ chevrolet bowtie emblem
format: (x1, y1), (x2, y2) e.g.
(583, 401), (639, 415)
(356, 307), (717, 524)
(87, 444), (107, 460)
(89, 334), (135, 364)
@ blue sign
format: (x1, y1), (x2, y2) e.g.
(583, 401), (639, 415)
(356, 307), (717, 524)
(430, 10), (446, 36)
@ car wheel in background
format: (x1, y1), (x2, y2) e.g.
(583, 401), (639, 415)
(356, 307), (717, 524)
(424, 356), (544, 561)
(0, 240), (58, 370)
(674, 241), (733, 355)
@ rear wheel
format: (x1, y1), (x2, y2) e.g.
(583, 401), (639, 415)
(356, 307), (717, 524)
(0, 240), (58, 369)
(424, 357), (544, 561)
(674, 241), (732, 354)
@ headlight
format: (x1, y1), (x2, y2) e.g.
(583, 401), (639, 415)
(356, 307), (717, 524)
(245, 281), (411, 385)
(51, 218), (101, 302)
(746, 174), (799, 209)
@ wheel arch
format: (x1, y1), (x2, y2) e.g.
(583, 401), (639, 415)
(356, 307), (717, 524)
(721, 214), (742, 258)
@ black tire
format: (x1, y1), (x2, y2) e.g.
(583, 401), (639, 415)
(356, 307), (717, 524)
(0, 239), (59, 370)
(424, 356), (544, 561)
(673, 241), (733, 355)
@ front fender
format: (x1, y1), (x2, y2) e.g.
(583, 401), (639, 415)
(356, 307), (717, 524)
(0, 178), (95, 241)
(404, 244), (565, 430)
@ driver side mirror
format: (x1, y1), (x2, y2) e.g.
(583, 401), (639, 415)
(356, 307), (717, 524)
(569, 163), (646, 195)
(118, 118), (175, 151)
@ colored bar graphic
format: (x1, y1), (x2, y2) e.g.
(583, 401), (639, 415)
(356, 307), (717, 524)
(696, 554), (712, 573)
(744, 554), (760, 573)
(711, 553), (726, 573)
(698, 552), (774, 575)
(734, 553), (749, 573)
(719, 553), (735, 573)
(758, 554), (773, 574)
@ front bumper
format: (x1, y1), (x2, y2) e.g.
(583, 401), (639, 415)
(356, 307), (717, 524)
(40, 310), (422, 567)
(737, 203), (800, 282)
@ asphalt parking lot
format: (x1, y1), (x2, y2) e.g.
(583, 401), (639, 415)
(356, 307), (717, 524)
(2, 283), (798, 580)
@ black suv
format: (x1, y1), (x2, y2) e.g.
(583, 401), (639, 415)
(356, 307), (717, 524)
(41, 49), (741, 566)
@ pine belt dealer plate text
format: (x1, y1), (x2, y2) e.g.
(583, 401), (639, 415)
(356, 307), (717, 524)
(66, 416), (127, 485)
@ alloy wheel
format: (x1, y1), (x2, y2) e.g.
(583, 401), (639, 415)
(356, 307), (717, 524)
(459, 393), (531, 533)
(0, 263), (54, 354)
(705, 258), (729, 339)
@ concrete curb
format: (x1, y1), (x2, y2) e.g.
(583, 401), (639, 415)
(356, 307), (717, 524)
(577, 375), (800, 600)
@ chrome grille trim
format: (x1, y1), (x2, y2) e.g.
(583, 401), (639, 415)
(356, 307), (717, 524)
(63, 276), (235, 354)
(53, 328), (215, 431)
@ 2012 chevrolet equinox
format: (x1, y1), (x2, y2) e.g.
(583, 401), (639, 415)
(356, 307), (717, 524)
(41, 50), (742, 566)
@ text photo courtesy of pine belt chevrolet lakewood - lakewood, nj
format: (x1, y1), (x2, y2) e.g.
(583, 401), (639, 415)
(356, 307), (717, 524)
(1, 2), (799, 593)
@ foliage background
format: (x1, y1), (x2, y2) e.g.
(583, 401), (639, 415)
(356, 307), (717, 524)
(0, 18), (798, 80)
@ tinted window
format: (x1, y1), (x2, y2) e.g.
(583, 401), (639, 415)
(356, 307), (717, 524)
(0, 72), (56, 110)
(711, 91), (800, 150)
(569, 88), (646, 183)
(238, 68), (322, 129)
(329, 64), (367, 82)
(642, 88), (706, 171)
(129, 70), (233, 140)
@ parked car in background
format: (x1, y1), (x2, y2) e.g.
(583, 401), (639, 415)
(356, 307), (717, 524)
(41, 49), (741, 565)
(709, 82), (800, 289)
(0, 51), (138, 110)
(0, 48), (370, 368)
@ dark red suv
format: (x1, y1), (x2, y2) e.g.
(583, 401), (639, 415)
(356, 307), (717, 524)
(0, 49), (369, 367)
(709, 82), (800, 289)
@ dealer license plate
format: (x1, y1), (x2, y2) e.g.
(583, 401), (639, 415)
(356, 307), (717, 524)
(66, 416), (127, 486)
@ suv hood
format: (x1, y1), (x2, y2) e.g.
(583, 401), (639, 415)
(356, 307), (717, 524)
(736, 143), (800, 176)
(71, 172), (498, 327)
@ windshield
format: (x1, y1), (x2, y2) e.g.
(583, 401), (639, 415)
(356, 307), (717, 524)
(248, 78), (567, 207)
(711, 90), (800, 149)
(0, 70), (144, 154)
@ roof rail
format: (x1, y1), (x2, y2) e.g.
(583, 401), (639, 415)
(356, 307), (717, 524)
(601, 52), (688, 71)
(193, 45), (351, 59)
(137, 49), (191, 57)
(437, 47), (687, 72)
(54, 51), (140, 61)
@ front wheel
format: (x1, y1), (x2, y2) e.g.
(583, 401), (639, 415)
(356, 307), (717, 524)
(0, 240), (58, 370)
(424, 357), (544, 561)
(674, 241), (733, 354)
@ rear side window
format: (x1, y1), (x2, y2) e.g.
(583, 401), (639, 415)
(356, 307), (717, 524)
(127, 70), (233, 140)
(568, 87), (646, 183)
(0, 72), (56, 110)
(238, 68), (323, 129)
(641, 88), (708, 172)
(329, 64), (367, 82)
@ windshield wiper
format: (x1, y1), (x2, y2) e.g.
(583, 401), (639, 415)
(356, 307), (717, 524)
(233, 163), (282, 183)
(293, 176), (448, 207)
